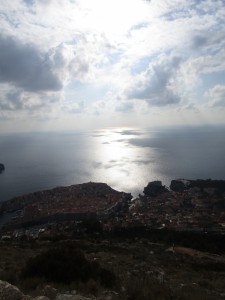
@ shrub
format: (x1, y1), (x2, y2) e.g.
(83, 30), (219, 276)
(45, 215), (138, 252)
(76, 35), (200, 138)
(191, 261), (225, 272)
(125, 277), (171, 300)
(22, 243), (115, 287)
(86, 279), (101, 297)
(20, 277), (43, 292)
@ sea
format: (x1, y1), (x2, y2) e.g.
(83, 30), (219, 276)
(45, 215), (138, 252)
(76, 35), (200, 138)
(0, 125), (225, 202)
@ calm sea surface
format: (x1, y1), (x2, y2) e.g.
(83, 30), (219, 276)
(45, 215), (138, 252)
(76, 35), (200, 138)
(1, 126), (225, 202)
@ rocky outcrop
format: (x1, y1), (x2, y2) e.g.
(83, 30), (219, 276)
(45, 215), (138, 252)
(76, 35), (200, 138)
(56, 295), (92, 300)
(143, 181), (168, 197)
(0, 280), (23, 300)
(0, 164), (4, 173)
(42, 285), (58, 299)
(170, 179), (225, 194)
(0, 281), (98, 300)
(170, 180), (191, 192)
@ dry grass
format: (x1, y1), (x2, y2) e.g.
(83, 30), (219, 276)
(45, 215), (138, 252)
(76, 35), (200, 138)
(0, 238), (224, 299)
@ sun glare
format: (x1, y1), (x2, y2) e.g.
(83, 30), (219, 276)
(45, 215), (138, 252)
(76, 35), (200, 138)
(79, 0), (148, 37)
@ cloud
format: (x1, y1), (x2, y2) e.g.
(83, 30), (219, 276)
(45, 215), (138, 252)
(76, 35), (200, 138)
(190, 29), (225, 54)
(206, 85), (225, 107)
(0, 35), (79, 92)
(124, 56), (181, 106)
(1, 90), (24, 110)
(0, 0), (225, 129)
(191, 35), (208, 49)
(62, 100), (85, 114)
(0, 84), (62, 112)
(0, 33), (92, 113)
(115, 102), (134, 113)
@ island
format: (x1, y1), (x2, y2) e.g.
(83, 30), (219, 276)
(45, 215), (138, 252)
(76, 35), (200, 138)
(0, 163), (5, 173)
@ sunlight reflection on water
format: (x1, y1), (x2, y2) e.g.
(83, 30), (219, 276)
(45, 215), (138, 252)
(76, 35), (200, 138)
(0, 126), (225, 201)
(89, 128), (173, 195)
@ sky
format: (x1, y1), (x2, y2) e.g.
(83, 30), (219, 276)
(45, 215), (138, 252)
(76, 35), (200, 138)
(0, 0), (225, 133)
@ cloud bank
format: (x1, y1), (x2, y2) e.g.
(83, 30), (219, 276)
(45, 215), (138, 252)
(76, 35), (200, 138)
(0, 0), (225, 131)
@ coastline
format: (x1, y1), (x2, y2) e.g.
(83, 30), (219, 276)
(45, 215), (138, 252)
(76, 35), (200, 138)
(0, 179), (225, 300)
(1, 179), (225, 235)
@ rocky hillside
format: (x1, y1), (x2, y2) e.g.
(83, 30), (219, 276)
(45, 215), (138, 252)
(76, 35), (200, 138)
(0, 279), (98, 299)
(0, 237), (225, 300)
(0, 179), (225, 299)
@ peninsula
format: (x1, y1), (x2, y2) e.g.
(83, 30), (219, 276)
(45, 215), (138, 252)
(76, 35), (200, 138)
(0, 179), (225, 235)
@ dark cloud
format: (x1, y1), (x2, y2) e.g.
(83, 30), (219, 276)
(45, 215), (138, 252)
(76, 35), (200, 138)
(192, 35), (208, 48)
(0, 35), (63, 92)
(0, 87), (61, 111)
(0, 90), (24, 110)
(0, 34), (89, 112)
(190, 30), (225, 53)
(125, 56), (181, 106)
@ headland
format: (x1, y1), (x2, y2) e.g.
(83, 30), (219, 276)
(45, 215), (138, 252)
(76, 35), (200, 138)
(0, 179), (225, 236)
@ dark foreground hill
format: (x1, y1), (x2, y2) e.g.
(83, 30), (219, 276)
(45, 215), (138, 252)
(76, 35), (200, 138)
(0, 235), (225, 300)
